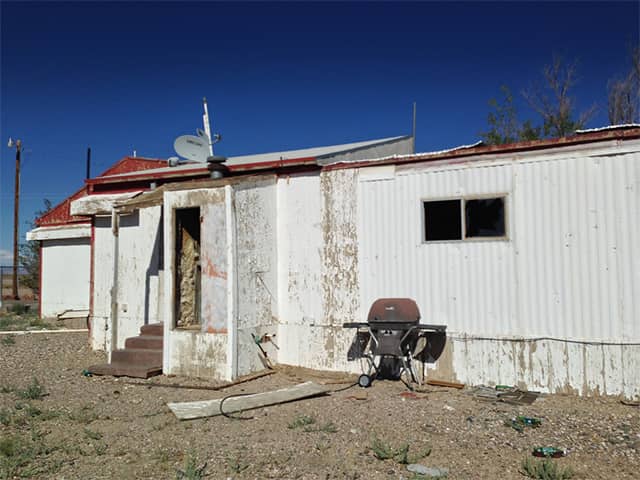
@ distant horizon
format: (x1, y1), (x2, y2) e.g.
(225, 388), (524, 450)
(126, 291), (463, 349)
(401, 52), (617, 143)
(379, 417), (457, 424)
(1, 1), (638, 262)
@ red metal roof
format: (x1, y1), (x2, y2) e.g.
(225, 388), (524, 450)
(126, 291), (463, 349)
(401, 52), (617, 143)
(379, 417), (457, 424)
(36, 157), (167, 227)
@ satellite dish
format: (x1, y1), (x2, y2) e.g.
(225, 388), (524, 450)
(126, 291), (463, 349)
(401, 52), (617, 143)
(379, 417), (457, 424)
(174, 134), (210, 163)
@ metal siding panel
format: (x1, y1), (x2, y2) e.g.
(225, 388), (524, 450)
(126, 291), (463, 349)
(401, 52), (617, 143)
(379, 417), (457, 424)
(361, 151), (639, 342)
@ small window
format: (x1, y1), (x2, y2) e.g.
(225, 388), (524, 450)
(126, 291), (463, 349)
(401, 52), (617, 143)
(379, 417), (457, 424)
(423, 196), (507, 242)
(424, 200), (462, 241)
(465, 198), (505, 238)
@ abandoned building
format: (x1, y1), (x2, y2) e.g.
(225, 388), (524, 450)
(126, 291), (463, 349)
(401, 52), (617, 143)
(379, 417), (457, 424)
(27, 127), (640, 399)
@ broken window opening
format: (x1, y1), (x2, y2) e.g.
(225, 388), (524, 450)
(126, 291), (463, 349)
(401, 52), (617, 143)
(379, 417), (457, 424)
(423, 196), (507, 242)
(465, 197), (505, 238)
(175, 207), (201, 329)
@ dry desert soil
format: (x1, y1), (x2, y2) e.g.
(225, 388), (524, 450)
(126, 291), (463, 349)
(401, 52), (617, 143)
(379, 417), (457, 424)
(0, 332), (639, 479)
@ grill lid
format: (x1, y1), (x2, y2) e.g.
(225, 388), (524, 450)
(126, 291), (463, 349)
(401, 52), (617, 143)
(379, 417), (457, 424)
(367, 298), (420, 324)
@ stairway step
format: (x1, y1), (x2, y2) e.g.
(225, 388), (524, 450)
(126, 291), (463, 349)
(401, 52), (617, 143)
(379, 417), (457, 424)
(111, 348), (162, 366)
(125, 335), (163, 350)
(87, 363), (162, 379)
(140, 323), (164, 336)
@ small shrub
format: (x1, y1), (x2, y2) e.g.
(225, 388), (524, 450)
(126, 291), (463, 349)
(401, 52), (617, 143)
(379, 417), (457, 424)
(24, 404), (42, 418)
(0, 408), (13, 426)
(95, 444), (107, 456)
(176, 452), (207, 480)
(68, 404), (98, 424)
(288, 414), (316, 431)
(370, 437), (431, 464)
(371, 437), (396, 460)
(0, 385), (14, 394)
(318, 422), (338, 433)
(395, 443), (411, 464)
(226, 449), (249, 474)
(17, 379), (46, 400)
(1, 335), (16, 346)
(84, 428), (103, 441)
(521, 457), (573, 479)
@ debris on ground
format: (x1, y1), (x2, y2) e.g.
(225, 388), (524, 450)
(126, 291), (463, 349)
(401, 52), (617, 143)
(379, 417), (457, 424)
(426, 379), (465, 389)
(167, 381), (331, 420)
(505, 415), (542, 431)
(532, 447), (568, 458)
(406, 463), (449, 477)
(467, 385), (540, 405)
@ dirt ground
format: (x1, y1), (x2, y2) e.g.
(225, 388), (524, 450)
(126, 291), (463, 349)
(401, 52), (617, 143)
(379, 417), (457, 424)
(0, 333), (638, 479)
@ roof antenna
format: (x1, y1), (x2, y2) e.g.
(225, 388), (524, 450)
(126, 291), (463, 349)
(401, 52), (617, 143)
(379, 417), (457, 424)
(202, 97), (214, 156)
(412, 102), (417, 153)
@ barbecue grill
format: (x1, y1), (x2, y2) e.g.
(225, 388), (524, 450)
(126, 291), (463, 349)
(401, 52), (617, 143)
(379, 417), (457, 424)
(343, 298), (447, 388)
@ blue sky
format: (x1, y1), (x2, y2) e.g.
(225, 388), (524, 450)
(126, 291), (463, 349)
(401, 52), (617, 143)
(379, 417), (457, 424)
(0, 1), (638, 263)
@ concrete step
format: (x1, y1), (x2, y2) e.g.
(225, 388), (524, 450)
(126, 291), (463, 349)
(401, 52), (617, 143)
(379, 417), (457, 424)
(111, 348), (162, 366)
(140, 323), (164, 336)
(87, 363), (162, 379)
(125, 335), (163, 350)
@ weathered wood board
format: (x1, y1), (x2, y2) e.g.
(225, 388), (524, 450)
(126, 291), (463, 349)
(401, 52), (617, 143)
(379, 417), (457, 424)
(167, 381), (330, 420)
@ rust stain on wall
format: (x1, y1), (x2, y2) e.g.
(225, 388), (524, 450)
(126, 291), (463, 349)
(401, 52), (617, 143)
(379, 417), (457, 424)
(206, 326), (228, 334)
(203, 257), (227, 280)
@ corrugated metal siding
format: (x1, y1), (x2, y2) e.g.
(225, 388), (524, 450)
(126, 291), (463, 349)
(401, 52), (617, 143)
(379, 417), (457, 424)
(359, 150), (639, 342)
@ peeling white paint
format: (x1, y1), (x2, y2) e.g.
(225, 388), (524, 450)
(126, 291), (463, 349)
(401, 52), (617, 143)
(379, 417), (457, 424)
(79, 136), (640, 399)
(91, 217), (113, 351)
(234, 177), (278, 376)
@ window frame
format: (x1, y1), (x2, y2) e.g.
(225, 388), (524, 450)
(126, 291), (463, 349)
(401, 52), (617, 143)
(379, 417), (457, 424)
(421, 193), (509, 244)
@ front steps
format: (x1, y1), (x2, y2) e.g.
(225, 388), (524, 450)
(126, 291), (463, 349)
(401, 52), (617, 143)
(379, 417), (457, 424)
(88, 323), (164, 378)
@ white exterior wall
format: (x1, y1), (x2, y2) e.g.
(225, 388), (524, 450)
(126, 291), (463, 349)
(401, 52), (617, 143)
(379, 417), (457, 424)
(234, 178), (278, 376)
(277, 174), (325, 367)
(91, 217), (113, 351)
(276, 171), (363, 373)
(40, 238), (90, 318)
(115, 206), (163, 348)
(357, 140), (640, 397)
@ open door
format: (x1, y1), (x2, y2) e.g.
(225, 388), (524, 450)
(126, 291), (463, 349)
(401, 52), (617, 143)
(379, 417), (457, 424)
(174, 207), (201, 328)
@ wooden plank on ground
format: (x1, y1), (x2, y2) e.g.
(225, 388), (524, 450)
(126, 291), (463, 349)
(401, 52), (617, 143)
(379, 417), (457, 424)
(426, 379), (465, 389)
(167, 381), (330, 420)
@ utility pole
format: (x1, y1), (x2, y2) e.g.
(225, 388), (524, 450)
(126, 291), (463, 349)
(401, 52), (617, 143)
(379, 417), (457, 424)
(7, 138), (22, 300)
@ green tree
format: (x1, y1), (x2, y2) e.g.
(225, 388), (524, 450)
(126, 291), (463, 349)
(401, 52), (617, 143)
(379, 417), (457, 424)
(18, 200), (52, 296)
(480, 86), (541, 145)
(480, 86), (520, 145)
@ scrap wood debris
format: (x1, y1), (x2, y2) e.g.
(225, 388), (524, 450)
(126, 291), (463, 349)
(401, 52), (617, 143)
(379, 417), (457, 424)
(271, 363), (358, 385)
(467, 385), (540, 406)
(167, 381), (331, 420)
(425, 379), (465, 389)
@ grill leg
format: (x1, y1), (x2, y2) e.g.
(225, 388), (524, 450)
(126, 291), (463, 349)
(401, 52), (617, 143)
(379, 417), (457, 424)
(399, 355), (422, 387)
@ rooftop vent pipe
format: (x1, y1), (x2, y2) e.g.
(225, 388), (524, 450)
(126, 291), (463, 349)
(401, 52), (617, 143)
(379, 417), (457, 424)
(207, 155), (228, 179)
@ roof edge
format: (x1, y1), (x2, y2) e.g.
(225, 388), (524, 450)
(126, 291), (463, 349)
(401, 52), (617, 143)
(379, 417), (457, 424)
(324, 127), (640, 171)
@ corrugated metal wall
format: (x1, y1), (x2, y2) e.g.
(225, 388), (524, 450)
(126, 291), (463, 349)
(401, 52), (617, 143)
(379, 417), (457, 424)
(359, 149), (639, 342)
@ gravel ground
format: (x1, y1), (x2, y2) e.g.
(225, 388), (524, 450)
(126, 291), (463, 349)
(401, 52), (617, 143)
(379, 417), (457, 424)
(0, 332), (639, 479)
